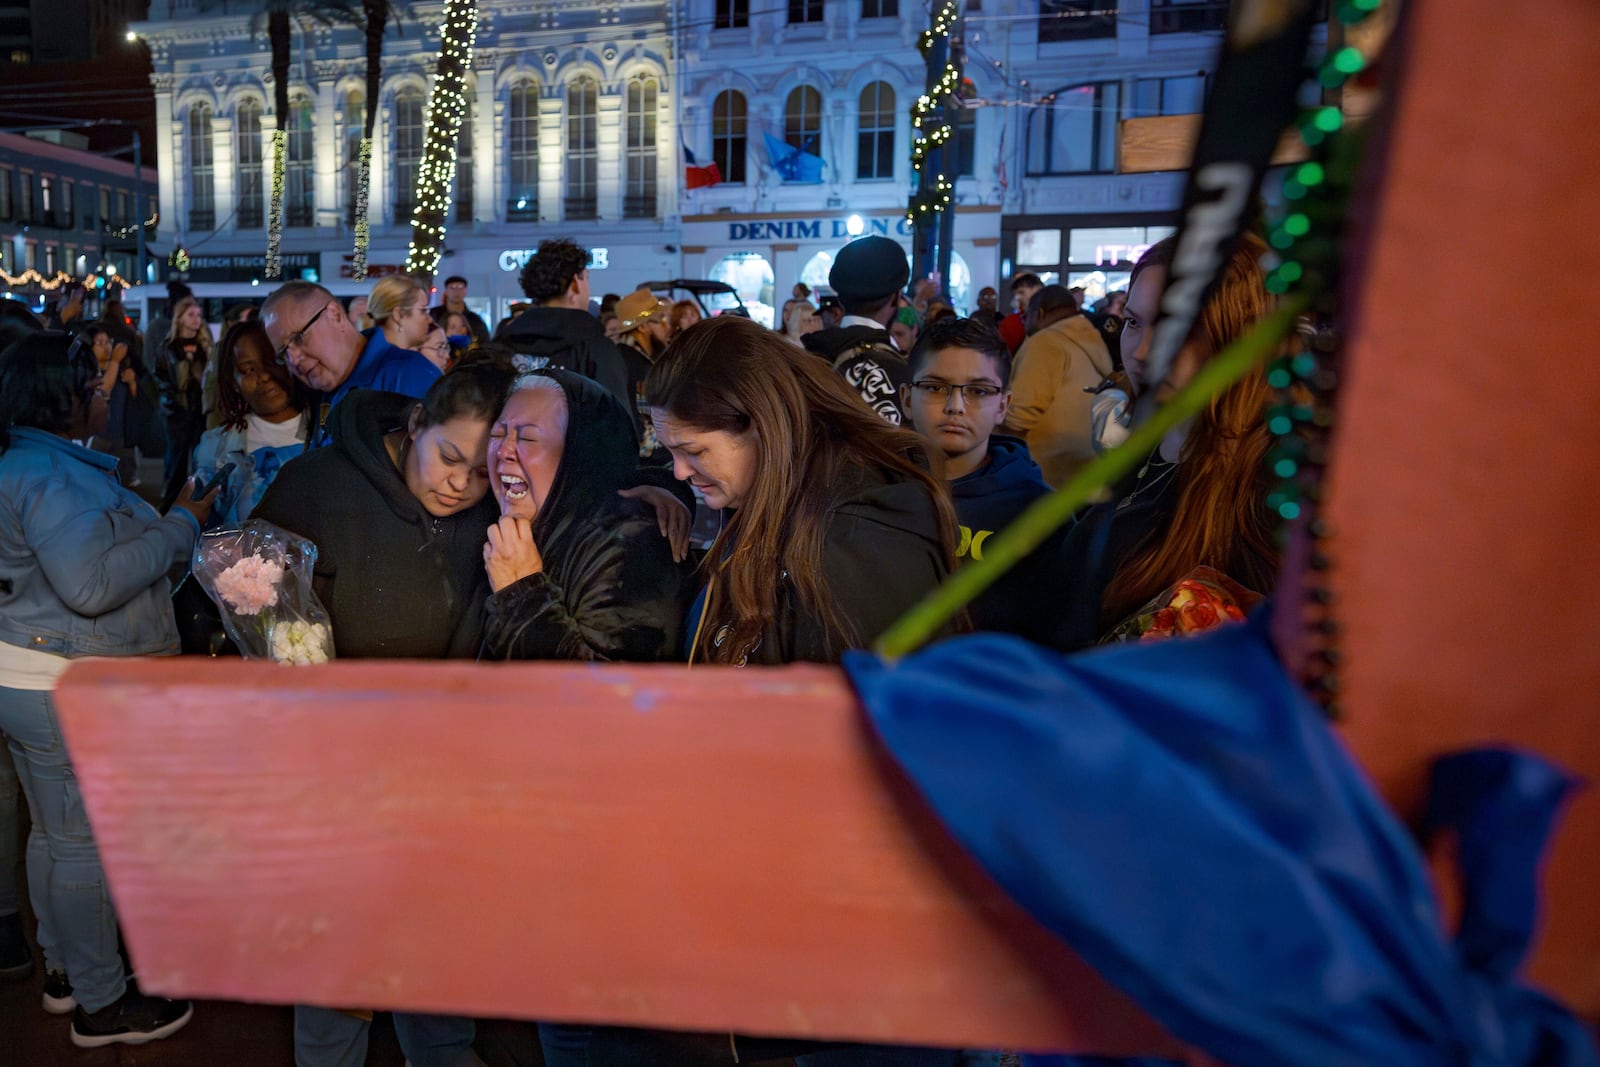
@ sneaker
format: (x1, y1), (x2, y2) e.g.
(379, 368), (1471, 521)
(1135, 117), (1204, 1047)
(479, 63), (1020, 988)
(42, 970), (75, 1014)
(0, 913), (34, 981)
(70, 988), (193, 1048)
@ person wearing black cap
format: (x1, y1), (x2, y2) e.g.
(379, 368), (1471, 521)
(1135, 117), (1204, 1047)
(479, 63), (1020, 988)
(1002, 284), (1114, 487)
(800, 234), (913, 426)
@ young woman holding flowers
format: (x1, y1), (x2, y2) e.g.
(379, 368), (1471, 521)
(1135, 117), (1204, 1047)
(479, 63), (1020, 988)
(0, 330), (212, 1049)
(1046, 231), (1280, 650)
(249, 356), (514, 1067)
(251, 356), (512, 659)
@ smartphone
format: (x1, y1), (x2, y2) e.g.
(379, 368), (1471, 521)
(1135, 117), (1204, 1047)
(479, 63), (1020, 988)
(196, 462), (236, 498)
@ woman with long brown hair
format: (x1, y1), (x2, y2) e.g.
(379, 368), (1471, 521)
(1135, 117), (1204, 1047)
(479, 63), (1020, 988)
(1048, 231), (1279, 650)
(647, 315), (959, 666)
(155, 294), (213, 509)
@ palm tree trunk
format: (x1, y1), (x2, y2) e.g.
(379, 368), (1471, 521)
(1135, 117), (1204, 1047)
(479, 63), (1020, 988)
(351, 0), (387, 280)
(404, 0), (478, 281)
(266, 9), (291, 280)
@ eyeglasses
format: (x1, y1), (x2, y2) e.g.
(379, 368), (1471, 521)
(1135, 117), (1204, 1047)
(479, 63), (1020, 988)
(911, 380), (1003, 402)
(273, 301), (334, 365)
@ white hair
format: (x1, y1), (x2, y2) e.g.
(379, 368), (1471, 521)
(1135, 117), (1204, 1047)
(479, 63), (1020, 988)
(508, 356), (567, 396)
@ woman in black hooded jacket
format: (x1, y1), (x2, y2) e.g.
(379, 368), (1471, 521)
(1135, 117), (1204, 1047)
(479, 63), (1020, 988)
(481, 366), (694, 662)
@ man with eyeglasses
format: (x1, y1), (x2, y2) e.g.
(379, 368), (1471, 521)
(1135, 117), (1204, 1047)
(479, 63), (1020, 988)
(1002, 284), (1115, 488)
(900, 317), (1060, 640)
(261, 281), (441, 445)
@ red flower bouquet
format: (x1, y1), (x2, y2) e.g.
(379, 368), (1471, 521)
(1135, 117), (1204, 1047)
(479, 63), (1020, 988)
(1104, 566), (1261, 644)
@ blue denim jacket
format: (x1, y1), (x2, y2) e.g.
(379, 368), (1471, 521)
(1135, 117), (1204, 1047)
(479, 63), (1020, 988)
(0, 427), (200, 658)
(192, 419), (308, 528)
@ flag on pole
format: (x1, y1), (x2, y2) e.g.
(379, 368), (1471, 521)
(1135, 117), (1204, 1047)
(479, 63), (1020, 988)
(763, 133), (825, 184)
(684, 143), (722, 189)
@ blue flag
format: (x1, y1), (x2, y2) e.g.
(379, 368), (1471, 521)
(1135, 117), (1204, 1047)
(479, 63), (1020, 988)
(763, 132), (825, 183)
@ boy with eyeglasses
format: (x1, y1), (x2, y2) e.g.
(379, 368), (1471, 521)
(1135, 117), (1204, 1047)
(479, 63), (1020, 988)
(901, 317), (1061, 640)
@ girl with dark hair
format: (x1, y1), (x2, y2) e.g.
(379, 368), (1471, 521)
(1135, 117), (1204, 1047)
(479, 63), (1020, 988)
(0, 331), (211, 1049)
(647, 315), (959, 666)
(251, 358), (514, 659)
(1048, 231), (1280, 650)
(250, 357), (516, 1067)
(191, 320), (315, 527)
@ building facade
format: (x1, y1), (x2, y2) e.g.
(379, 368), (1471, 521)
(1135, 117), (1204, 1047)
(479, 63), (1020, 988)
(132, 0), (1293, 324)
(0, 129), (152, 290)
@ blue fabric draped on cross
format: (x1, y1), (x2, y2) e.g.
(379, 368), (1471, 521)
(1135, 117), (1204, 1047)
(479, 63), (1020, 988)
(843, 613), (1597, 1067)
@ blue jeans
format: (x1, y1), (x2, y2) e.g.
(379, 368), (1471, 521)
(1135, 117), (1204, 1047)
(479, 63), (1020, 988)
(0, 733), (22, 917)
(0, 685), (126, 1011)
(294, 1004), (477, 1067)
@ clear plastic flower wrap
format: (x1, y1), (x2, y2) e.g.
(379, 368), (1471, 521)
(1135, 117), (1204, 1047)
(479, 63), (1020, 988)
(191, 519), (335, 664)
(1102, 565), (1263, 644)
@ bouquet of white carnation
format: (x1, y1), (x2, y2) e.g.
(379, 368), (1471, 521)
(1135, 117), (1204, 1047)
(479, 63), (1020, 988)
(192, 520), (335, 665)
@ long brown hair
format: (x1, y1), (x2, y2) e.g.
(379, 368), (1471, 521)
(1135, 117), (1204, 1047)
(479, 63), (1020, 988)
(646, 316), (959, 663)
(1100, 232), (1281, 626)
(165, 295), (213, 359)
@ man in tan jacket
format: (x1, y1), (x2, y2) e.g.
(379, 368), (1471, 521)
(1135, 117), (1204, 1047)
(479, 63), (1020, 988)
(1002, 285), (1115, 487)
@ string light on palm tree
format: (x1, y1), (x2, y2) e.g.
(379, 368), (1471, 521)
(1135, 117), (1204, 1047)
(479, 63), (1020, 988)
(351, 0), (397, 281)
(405, 0), (478, 279)
(907, 0), (965, 224)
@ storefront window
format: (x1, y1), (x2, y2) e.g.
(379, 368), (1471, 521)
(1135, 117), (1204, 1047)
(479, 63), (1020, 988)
(709, 252), (776, 328)
(1067, 225), (1175, 268)
(1016, 228), (1061, 266)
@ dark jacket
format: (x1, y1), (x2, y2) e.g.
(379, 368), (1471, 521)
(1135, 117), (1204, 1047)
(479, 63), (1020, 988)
(251, 389), (493, 659)
(483, 369), (694, 662)
(615, 338), (666, 462)
(494, 307), (630, 412)
(697, 463), (952, 666)
(1044, 455), (1181, 652)
(949, 435), (1063, 642)
(154, 337), (206, 417)
(800, 324), (911, 426)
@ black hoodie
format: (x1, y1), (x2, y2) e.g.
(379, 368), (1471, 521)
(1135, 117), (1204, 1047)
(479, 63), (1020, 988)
(800, 324), (911, 426)
(695, 463), (952, 665)
(483, 369), (695, 662)
(251, 390), (494, 659)
(494, 306), (631, 411)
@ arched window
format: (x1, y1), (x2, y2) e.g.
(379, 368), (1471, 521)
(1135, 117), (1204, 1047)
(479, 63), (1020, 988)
(856, 81), (895, 180)
(506, 78), (540, 221)
(565, 75), (598, 220)
(340, 88), (365, 225)
(785, 85), (822, 156)
(712, 89), (747, 185)
(454, 95), (474, 223)
(187, 101), (215, 231)
(624, 73), (658, 219)
(285, 94), (315, 226)
(236, 98), (264, 228)
(1026, 81), (1119, 175)
(393, 87), (425, 221)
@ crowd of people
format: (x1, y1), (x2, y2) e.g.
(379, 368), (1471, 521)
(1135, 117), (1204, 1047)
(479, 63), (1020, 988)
(0, 229), (1283, 1062)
